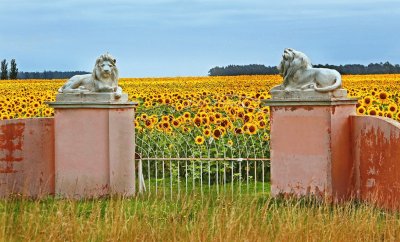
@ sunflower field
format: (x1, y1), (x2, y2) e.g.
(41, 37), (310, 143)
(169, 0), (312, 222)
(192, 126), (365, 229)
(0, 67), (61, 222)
(1, 74), (400, 160)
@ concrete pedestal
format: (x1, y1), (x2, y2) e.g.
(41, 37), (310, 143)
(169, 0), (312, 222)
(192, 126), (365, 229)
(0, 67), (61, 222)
(48, 95), (137, 198)
(265, 97), (358, 200)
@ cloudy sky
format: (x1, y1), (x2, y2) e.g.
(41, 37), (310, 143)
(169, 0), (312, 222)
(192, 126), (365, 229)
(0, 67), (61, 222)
(0, 0), (399, 77)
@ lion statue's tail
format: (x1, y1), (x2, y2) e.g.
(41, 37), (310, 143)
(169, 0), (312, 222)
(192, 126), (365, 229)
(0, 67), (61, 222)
(313, 72), (342, 92)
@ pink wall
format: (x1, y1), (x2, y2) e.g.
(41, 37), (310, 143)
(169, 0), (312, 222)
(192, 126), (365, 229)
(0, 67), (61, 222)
(1, 111), (400, 206)
(351, 115), (400, 209)
(0, 118), (55, 197)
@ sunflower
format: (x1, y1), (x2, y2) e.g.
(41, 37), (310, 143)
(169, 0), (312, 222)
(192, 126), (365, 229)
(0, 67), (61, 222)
(150, 115), (158, 123)
(247, 107), (255, 113)
(385, 112), (393, 119)
(246, 123), (258, 135)
(208, 114), (216, 124)
(195, 136), (205, 145)
(227, 140), (233, 146)
(378, 91), (389, 103)
(367, 108), (378, 116)
(193, 117), (202, 127)
(171, 119), (181, 128)
(183, 112), (191, 119)
(44, 108), (52, 116)
(243, 113), (253, 123)
(218, 126), (226, 135)
(140, 113), (148, 120)
(237, 110), (245, 119)
(136, 126), (143, 133)
(161, 115), (169, 122)
(145, 119), (153, 128)
(234, 128), (243, 135)
(388, 103), (398, 113)
(256, 113), (265, 121)
(356, 106), (366, 115)
(362, 96), (373, 106)
(182, 100), (190, 107)
(257, 119), (267, 129)
(161, 121), (170, 129)
(176, 104), (184, 112)
(242, 123), (249, 133)
(198, 111), (207, 118)
(201, 117), (209, 125)
(229, 108), (237, 116)
(212, 128), (223, 140)
(203, 128), (211, 137)
(32, 101), (40, 108)
(215, 113), (222, 119)
(181, 126), (191, 133)
(219, 118), (230, 128)
(242, 99), (251, 107)
(263, 133), (270, 141)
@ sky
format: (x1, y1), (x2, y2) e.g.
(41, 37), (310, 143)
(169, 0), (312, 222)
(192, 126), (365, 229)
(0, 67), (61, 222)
(0, 0), (399, 77)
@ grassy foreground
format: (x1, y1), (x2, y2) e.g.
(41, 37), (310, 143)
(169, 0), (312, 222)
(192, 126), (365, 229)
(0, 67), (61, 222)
(1, 193), (400, 241)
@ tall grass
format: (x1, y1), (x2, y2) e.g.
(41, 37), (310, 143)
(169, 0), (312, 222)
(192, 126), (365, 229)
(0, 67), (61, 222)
(1, 194), (400, 241)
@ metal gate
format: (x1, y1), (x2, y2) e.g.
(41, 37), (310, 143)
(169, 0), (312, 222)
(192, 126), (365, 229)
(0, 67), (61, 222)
(134, 94), (271, 198)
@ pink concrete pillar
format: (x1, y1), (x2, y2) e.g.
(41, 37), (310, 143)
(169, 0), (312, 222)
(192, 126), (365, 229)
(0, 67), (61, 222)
(48, 101), (137, 198)
(265, 98), (358, 200)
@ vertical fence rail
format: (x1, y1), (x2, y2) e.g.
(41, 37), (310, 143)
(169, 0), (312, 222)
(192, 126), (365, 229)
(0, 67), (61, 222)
(239, 160), (242, 195)
(216, 161), (219, 195)
(231, 160), (234, 196)
(155, 161), (158, 195)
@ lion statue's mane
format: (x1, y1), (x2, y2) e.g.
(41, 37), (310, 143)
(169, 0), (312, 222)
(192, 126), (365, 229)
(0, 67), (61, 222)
(270, 48), (342, 93)
(58, 53), (122, 98)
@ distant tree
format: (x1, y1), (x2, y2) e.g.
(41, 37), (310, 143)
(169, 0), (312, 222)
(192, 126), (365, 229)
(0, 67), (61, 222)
(9, 59), (18, 79)
(208, 64), (279, 76)
(1, 59), (8, 80)
(17, 70), (90, 79)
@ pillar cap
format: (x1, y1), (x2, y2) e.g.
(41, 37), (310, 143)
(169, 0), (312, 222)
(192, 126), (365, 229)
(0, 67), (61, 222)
(46, 92), (138, 109)
(46, 101), (138, 109)
(263, 97), (359, 107)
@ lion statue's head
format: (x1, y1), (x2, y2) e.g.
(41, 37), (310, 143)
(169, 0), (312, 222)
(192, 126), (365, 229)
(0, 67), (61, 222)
(277, 48), (312, 83)
(93, 53), (119, 84)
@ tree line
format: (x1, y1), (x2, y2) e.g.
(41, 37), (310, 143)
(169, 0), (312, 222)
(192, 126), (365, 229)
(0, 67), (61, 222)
(209, 62), (400, 76)
(17, 71), (90, 79)
(3, 58), (400, 78)
(208, 64), (279, 76)
(1, 59), (89, 80)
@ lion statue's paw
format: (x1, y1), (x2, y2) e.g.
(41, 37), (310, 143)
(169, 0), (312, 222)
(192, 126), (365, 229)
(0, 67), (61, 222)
(300, 83), (315, 90)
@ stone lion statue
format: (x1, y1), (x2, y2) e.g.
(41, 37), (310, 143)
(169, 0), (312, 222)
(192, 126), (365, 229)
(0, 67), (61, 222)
(58, 53), (122, 99)
(270, 48), (342, 93)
